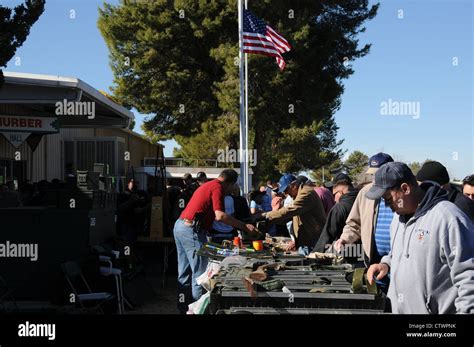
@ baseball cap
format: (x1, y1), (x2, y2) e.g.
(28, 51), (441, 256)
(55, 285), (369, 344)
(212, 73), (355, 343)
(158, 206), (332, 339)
(196, 171), (207, 182)
(278, 174), (297, 194)
(332, 172), (352, 185)
(366, 153), (394, 175)
(365, 162), (415, 200)
(295, 175), (309, 185)
(325, 172), (352, 189)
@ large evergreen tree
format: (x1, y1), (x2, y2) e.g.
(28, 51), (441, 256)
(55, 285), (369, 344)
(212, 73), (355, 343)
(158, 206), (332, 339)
(0, 0), (45, 87)
(344, 150), (369, 179)
(98, 0), (378, 181)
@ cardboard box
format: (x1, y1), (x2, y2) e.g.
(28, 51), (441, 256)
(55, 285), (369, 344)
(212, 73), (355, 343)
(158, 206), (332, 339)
(149, 196), (164, 238)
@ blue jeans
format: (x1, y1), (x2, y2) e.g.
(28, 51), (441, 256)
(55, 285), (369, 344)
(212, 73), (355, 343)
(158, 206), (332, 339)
(297, 246), (310, 256)
(173, 219), (208, 312)
(376, 274), (390, 294)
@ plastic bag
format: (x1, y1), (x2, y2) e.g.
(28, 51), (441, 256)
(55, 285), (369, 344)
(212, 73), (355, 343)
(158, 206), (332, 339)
(187, 291), (210, 315)
(196, 260), (221, 291)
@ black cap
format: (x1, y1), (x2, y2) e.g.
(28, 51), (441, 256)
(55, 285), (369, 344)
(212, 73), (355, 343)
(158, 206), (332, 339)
(332, 173), (352, 185)
(295, 175), (309, 186)
(323, 181), (334, 189)
(366, 162), (415, 200)
(416, 161), (449, 186)
(196, 171), (207, 182)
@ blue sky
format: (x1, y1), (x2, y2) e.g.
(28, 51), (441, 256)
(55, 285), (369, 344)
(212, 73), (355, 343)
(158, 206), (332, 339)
(3, 0), (473, 179)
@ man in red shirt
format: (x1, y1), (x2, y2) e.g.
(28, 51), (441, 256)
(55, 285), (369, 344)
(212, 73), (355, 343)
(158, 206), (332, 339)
(174, 169), (255, 313)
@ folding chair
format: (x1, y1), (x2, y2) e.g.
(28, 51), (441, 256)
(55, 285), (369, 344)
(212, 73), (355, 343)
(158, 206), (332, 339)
(99, 254), (124, 314)
(61, 261), (115, 313)
(92, 245), (134, 312)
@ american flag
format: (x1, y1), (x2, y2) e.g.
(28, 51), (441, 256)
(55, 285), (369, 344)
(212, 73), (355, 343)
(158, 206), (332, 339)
(243, 9), (292, 70)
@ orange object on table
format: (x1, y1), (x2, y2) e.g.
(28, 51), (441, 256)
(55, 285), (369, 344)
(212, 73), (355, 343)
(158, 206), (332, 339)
(252, 240), (263, 251)
(233, 237), (241, 248)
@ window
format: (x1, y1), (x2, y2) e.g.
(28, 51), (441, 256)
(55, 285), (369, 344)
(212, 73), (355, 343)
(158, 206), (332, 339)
(65, 137), (124, 176)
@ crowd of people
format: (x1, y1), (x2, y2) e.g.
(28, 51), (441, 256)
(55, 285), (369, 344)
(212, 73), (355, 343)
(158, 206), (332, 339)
(171, 153), (474, 314)
(1, 154), (473, 314)
(0, 178), (78, 208)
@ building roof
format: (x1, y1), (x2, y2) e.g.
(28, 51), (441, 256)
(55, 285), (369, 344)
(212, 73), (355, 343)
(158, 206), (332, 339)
(120, 127), (164, 147)
(1, 72), (134, 128)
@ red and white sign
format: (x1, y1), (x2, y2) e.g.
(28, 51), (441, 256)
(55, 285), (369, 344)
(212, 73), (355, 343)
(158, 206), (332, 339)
(0, 116), (59, 133)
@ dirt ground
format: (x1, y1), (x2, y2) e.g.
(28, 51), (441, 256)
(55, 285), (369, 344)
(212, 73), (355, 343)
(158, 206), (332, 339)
(125, 242), (180, 315)
(125, 275), (179, 314)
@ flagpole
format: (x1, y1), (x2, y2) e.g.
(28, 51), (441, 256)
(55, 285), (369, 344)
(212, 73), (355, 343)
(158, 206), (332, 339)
(244, 0), (250, 195)
(238, 0), (248, 195)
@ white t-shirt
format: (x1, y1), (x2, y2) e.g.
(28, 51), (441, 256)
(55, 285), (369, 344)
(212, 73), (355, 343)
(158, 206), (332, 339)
(284, 195), (295, 241)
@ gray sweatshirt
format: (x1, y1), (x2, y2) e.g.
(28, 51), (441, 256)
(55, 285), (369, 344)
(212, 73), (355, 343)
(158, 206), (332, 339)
(381, 183), (474, 314)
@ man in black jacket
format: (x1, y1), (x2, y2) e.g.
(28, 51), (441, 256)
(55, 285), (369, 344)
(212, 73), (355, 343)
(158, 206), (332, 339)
(416, 161), (474, 223)
(312, 174), (359, 253)
(231, 184), (251, 221)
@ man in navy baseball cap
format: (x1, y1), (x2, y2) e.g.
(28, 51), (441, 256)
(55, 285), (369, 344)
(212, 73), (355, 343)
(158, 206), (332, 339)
(335, 152), (395, 277)
(366, 152), (395, 175)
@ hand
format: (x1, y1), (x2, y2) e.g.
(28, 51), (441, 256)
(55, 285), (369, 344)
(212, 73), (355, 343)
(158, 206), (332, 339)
(334, 238), (347, 252)
(244, 224), (256, 233)
(283, 240), (296, 251)
(252, 213), (266, 223)
(367, 263), (389, 285)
